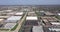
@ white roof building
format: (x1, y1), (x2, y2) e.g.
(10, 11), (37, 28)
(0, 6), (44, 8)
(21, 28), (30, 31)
(5, 20), (18, 23)
(44, 12), (54, 15)
(5, 16), (22, 23)
(3, 10), (13, 12)
(0, 16), (10, 18)
(33, 26), (44, 32)
(57, 13), (60, 15)
(0, 19), (4, 22)
(4, 23), (16, 29)
(7, 16), (22, 20)
(40, 11), (45, 12)
(49, 28), (60, 31)
(26, 16), (38, 20)
(50, 22), (60, 25)
(15, 12), (23, 15)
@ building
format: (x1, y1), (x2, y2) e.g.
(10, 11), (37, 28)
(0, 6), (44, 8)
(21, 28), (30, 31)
(27, 11), (36, 16)
(22, 16), (38, 32)
(4, 23), (17, 29)
(4, 16), (22, 23)
(44, 11), (55, 16)
(41, 16), (59, 27)
(14, 12), (24, 16)
(32, 26), (44, 32)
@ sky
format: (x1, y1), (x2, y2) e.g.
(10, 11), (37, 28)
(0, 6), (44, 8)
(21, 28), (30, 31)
(0, 0), (60, 5)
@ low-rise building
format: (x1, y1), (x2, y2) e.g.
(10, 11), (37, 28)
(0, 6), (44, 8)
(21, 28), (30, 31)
(4, 23), (17, 29)
(44, 11), (55, 16)
(14, 12), (24, 16)
(4, 16), (22, 23)
(32, 26), (44, 32)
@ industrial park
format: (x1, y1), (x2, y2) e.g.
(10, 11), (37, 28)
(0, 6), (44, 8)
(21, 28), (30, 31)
(0, 5), (60, 32)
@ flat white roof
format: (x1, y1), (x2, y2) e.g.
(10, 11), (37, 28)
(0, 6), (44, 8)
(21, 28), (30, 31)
(44, 12), (54, 15)
(40, 11), (45, 12)
(5, 20), (18, 23)
(0, 19), (4, 22)
(33, 26), (44, 32)
(7, 16), (22, 20)
(51, 22), (60, 25)
(49, 28), (60, 31)
(3, 10), (13, 12)
(4, 23), (16, 29)
(57, 13), (60, 15)
(0, 16), (9, 18)
(26, 16), (38, 20)
(15, 12), (23, 15)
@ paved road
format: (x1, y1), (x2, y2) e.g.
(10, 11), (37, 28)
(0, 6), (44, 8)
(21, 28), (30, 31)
(13, 12), (27, 32)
